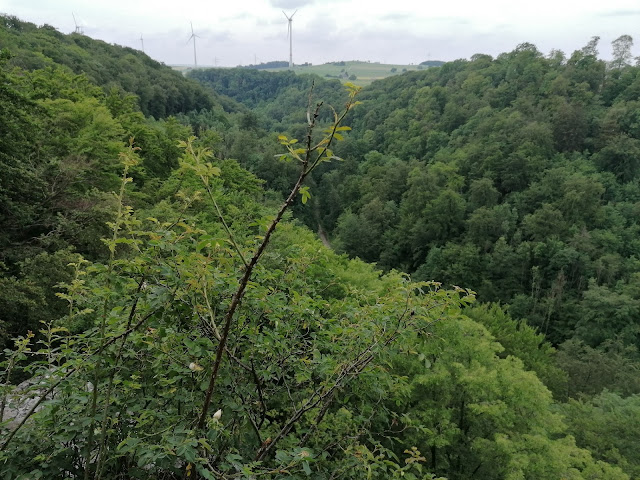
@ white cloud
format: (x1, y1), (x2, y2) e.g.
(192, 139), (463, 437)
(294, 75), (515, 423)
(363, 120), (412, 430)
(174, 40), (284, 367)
(1, 0), (638, 65)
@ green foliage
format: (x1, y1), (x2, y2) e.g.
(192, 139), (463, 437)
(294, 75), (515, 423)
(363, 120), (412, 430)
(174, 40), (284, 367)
(0, 15), (216, 117)
(274, 41), (640, 386)
(183, 43), (640, 476)
(1, 22), (638, 479)
(562, 391), (640, 478)
(0, 46), (199, 348)
(465, 303), (567, 396)
(0, 48), (42, 247)
(0, 126), (475, 479)
(385, 314), (627, 480)
(556, 339), (640, 397)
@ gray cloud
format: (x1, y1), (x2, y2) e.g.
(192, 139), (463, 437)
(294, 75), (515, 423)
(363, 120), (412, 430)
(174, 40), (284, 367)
(268, 0), (315, 9)
(600, 9), (640, 17)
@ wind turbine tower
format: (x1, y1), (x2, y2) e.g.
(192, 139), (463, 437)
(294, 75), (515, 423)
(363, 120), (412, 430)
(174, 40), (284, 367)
(140, 34), (145, 54)
(72, 13), (83, 34)
(283, 10), (297, 68)
(187, 22), (200, 67)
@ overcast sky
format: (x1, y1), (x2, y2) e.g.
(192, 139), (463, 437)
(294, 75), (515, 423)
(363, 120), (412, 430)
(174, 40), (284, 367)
(1, 0), (639, 67)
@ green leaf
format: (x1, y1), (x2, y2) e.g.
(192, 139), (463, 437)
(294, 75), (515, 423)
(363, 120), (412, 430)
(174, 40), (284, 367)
(299, 186), (311, 205)
(199, 469), (217, 480)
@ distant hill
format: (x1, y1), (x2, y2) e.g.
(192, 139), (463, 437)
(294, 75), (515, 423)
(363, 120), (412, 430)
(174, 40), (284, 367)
(237, 60), (441, 86)
(0, 15), (218, 117)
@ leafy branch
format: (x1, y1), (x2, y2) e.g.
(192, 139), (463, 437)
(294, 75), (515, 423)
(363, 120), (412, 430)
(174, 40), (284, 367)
(196, 83), (361, 431)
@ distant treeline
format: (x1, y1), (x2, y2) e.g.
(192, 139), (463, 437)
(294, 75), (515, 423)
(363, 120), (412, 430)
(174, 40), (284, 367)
(420, 60), (445, 67)
(242, 61), (314, 69)
(242, 60), (289, 69)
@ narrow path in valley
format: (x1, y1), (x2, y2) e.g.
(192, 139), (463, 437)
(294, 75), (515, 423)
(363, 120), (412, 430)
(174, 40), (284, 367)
(313, 198), (331, 248)
(317, 225), (331, 248)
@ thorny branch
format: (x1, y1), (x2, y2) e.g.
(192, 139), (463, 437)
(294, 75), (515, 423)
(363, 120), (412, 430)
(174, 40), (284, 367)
(196, 84), (360, 431)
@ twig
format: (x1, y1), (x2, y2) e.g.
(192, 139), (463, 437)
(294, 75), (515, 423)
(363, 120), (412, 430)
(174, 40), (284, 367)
(255, 297), (411, 461)
(255, 344), (379, 461)
(185, 141), (249, 268)
(196, 98), (328, 430)
(299, 390), (335, 447)
(250, 360), (268, 429)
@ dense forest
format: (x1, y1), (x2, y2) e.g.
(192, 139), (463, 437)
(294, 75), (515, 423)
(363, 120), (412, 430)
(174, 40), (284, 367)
(1, 15), (639, 480)
(0, 15), (232, 118)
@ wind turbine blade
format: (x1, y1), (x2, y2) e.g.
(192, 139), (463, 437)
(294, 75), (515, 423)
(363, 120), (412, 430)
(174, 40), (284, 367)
(292, 9), (298, 18)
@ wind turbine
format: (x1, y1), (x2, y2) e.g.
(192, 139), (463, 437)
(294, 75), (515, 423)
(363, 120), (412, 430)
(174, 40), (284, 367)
(283, 10), (297, 68)
(72, 13), (83, 34)
(140, 34), (145, 54)
(187, 22), (200, 67)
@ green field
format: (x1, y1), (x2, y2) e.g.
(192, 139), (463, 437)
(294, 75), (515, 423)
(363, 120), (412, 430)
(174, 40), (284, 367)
(265, 61), (434, 86)
(173, 60), (441, 86)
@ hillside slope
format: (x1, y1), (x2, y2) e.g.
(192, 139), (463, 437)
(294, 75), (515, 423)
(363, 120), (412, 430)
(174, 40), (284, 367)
(0, 15), (224, 117)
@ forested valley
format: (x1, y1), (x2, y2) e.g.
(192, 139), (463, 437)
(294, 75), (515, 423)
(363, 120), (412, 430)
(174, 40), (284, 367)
(1, 15), (639, 480)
